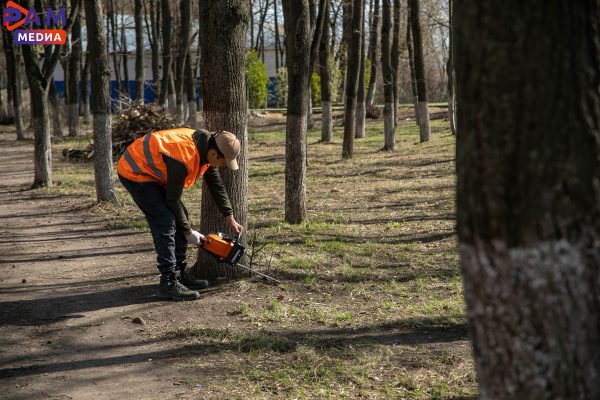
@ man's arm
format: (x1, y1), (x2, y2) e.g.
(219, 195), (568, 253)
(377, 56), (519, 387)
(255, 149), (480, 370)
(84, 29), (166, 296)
(163, 155), (191, 233)
(203, 166), (234, 217)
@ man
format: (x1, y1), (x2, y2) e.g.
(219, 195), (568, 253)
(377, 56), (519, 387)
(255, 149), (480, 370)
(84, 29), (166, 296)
(117, 128), (244, 301)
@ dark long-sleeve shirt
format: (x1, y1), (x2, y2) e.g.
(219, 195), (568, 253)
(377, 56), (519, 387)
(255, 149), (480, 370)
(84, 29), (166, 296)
(164, 130), (233, 231)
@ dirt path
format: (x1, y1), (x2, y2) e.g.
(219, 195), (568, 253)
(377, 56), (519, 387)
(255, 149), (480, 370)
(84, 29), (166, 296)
(0, 132), (220, 399)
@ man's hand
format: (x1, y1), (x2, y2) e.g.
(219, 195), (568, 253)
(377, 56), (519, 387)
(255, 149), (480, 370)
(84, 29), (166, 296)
(185, 230), (205, 245)
(226, 215), (244, 235)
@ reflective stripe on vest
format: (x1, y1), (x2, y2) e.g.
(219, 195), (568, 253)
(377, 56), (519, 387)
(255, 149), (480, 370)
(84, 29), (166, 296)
(117, 128), (203, 187)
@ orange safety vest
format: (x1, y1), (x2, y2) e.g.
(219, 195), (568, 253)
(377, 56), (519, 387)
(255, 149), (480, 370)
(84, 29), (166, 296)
(117, 128), (210, 187)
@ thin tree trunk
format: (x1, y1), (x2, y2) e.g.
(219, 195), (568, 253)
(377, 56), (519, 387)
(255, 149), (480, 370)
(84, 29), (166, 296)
(282, 0), (310, 224)
(159, 0), (172, 108)
(68, 0), (82, 136)
(193, 0), (249, 280)
(134, 0), (144, 103)
(366, 0), (379, 107)
(121, 16), (130, 97)
(149, 0), (160, 102)
(48, 80), (63, 138)
(175, 0), (192, 123)
(447, 0), (456, 135)
(2, 10), (24, 139)
(108, 0), (122, 96)
(391, 0), (400, 127)
(355, 4), (366, 139)
(455, 2), (600, 398)
(81, 50), (91, 123)
(340, 0), (352, 105)
(409, 0), (429, 141)
(85, 0), (117, 202)
(406, 9), (419, 125)
(381, 0), (394, 150)
(274, 0), (280, 70)
(185, 55), (197, 128)
(319, 0), (332, 142)
(29, 82), (52, 187)
(342, 0), (363, 159)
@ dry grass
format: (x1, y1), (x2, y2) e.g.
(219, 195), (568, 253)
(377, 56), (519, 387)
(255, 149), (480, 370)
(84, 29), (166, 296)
(48, 106), (477, 399)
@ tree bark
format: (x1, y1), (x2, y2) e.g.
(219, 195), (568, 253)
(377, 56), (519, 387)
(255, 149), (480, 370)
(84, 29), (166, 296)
(447, 0), (456, 135)
(381, 0), (394, 150)
(185, 52), (197, 128)
(134, 0), (145, 103)
(81, 50), (91, 124)
(355, 3), (366, 139)
(282, 0), (310, 223)
(319, 0), (332, 142)
(391, 0), (400, 127)
(455, 2), (600, 398)
(48, 79), (63, 138)
(159, 0), (172, 109)
(366, 0), (379, 107)
(193, 0), (249, 280)
(175, 0), (192, 123)
(409, 0), (429, 142)
(85, 0), (117, 202)
(406, 8), (419, 125)
(68, 0), (81, 136)
(2, 10), (24, 139)
(342, 0), (363, 158)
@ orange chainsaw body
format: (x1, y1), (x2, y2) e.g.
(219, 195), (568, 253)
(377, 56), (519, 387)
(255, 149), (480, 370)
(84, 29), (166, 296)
(202, 233), (234, 259)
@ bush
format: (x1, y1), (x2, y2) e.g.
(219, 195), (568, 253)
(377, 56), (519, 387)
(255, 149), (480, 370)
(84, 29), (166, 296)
(245, 51), (268, 109)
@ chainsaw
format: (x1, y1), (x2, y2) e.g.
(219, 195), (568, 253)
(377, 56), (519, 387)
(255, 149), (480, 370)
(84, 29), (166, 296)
(198, 232), (282, 285)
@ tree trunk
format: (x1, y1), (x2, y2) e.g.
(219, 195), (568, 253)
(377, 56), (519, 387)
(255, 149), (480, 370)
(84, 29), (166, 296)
(81, 51), (91, 124)
(391, 0), (400, 127)
(185, 50), (197, 128)
(193, 0), (249, 280)
(134, 0), (144, 103)
(319, 0), (332, 142)
(342, 0), (363, 158)
(409, 0), (429, 142)
(366, 0), (379, 107)
(282, 0), (310, 224)
(455, 2), (600, 398)
(29, 82), (52, 187)
(121, 19), (130, 97)
(159, 0), (172, 108)
(406, 9), (419, 125)
(2, 12), (24, 139)
(381, 0), (394, 150)
(68, 0), (82, 136)
(274, 0), (280, 70)
(447, 0), (456, 135)
(340, 0), (352, 105)
(48, 80), (63, 138)
(85, 0), (117, 202)
(108, 0), (122, 96)
(149, 0), (161, 102)
(175, 0), (192, 123)
(355, 4), (366, 139)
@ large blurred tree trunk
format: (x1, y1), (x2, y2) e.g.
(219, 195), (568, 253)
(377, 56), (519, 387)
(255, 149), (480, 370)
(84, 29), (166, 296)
(319, 0), (332, 142)
(380, 0), (394, 150)
(68, 0), (81, 137)
(366, 0), (379, 107)
(85, 0), (117, 202)
(134, 0), (144, 103)
(193, 0), (249, 280)
(455, 2), (600, 399)
(282, 0), (310, 223)
(409, 0), (429, 142)
(342, 0), (363, 159)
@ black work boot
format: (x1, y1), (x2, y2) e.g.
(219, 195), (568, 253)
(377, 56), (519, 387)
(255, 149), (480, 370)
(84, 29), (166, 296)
(158, 272), (201, 301)
(178, 268), (210, 290)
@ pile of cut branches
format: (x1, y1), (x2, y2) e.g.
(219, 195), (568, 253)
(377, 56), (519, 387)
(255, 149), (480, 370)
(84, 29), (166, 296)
(112, 98), (180, 159)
